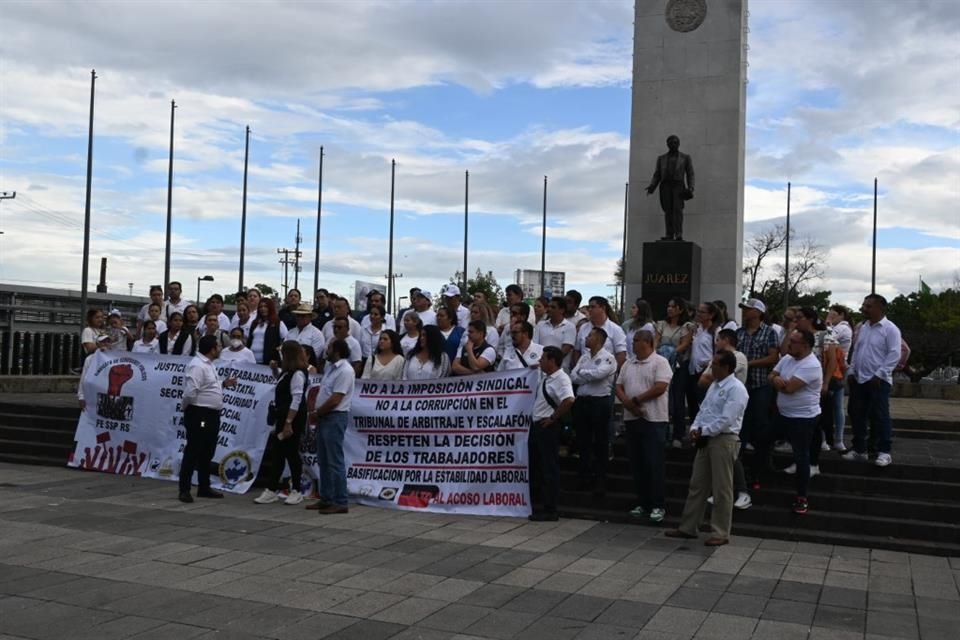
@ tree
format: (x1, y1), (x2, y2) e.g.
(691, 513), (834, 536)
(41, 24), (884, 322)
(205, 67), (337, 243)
(777, 237), (825, 300)
(225, 282), (278, 305)
(887, 287), (960, 381)
(613, 258), (624, 286)
(742, 223), (786, 297)
(448, 269), (504, 306)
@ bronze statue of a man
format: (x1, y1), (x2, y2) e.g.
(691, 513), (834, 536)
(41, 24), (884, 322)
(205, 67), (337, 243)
(646, 135), (695, 241)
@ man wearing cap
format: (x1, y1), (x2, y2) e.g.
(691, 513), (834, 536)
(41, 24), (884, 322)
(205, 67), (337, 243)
(443, 285), (471, 329)
(288, 303), (326, 363)
(735, 298), (781, 488)
(403, 289), (436, 327)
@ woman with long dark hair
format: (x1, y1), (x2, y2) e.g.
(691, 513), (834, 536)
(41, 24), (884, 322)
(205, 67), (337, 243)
(403, 325), (451, 380)
(254, 341), (309, 505)
(400, 311), (423, 357)
(656, 298), (694, 446)
(362, 329), (405, 380)
(436, 306), (465, 363)
(623, 298), (655, 350)
(81, 307), (106, 355)
(248, 298), (288, 364)
(159, 312), (194, 355)
(360, 304), (387, 360)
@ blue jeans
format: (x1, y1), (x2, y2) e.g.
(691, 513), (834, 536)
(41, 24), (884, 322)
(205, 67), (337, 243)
(831, 380), (846, 445)
(781, 415), (818, 497)
(849, 379), (892, 454)
(317, 411), (349, 505)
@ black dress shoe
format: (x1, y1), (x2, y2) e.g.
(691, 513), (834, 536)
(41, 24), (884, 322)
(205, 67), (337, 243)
(178, 493), (194, 503)
(528, 511), (559, 522)
(197, 490), (224, 498)
(660, 236), (673, 241)
(674, 235), (683, 241)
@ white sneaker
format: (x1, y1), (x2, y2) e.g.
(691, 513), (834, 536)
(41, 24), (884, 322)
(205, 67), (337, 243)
(875, 453), (893, 467)
(253, 489), (279, 504)
(734, 493), (752, 510)
(706, 496), (714, 505)
(629, 505), (647, 518)
(841, 450), (868, 462)
(820, 441), (831, 452)
(672, 439), (684, 449)
(834, 443), (847, 453)
(649, 508), (666, 522)
(745, 443), (755, 452)
(284, 490), (303, 505)
(773, 442), (793, 454)
(783, 464), (797, 475)
(809, 465), (820, 478)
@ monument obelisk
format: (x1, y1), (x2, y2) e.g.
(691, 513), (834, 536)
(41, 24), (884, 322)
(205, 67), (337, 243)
(624, 0), (748, 316)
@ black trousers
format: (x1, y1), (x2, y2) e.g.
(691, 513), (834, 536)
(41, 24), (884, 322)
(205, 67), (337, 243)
(179, 405), (221, 494)
(625, 419), (667, 511)
(574, 395), (611, 481)
(266, 430), (303, 493)
(528, 421), (560, 513)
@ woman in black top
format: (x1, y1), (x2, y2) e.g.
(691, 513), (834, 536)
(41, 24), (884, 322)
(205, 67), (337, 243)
(254, 341), (309, 506)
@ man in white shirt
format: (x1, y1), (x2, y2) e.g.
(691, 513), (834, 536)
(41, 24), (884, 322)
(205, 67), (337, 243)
(442, 284), (471, 329)
(312, 339), (356, 514)
(402, 289), (437, 327)
(322, 297), (364, 344)
(179, 335), (237, 503)
(843, 294), (901, 468)
(666, 351), (748, 546)
(287, 303), (326, 363)
(771, 329), (822, 515)
(498, 321), (543, 371)
(165, 281), (191, 319)
(205, 294), (232, 332)
(533, 298), (576, 370)
(329, 317), (363, 377)
(529, 346), (575, 522)
(569, 326), (618, 494)
(616, 330), (673, 523)
(565, 290), (587, 327)
(495, 284), (536, 332)
(572, 297), (628, 369)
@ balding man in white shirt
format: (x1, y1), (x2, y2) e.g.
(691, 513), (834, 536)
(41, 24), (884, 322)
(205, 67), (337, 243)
(843, 294), (902, 467)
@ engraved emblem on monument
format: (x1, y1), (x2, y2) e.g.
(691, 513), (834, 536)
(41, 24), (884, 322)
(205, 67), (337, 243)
(665, 0), (707, 33)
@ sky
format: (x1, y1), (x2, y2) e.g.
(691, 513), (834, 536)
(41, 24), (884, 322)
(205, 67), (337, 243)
(0, 0), (958, 311)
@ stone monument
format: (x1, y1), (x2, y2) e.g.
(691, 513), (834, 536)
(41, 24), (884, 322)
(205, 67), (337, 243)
(624, 0), (747, 318)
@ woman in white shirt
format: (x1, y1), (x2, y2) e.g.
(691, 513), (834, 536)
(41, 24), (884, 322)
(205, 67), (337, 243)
(361, 304), (387, 359)
(81, 308), (106, 355)
(362, 330), (405, 380)
(400, 311), (422, 357)
(219, 327), (257, 364)
(248, 299), (289, 364)
(623, 298), (656, 352)
(229, 300), (254, 338)
(403, 325), (451, 380)
(131, 320), (161, 354)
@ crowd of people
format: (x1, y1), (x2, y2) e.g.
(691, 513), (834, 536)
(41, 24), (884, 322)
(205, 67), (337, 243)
(79, 280), (904, 538)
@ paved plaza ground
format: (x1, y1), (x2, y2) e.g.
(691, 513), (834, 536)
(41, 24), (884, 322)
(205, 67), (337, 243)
(0, 462), (958, 640)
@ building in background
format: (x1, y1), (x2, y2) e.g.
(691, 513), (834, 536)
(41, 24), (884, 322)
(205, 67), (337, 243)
(515, 269), (565, 300)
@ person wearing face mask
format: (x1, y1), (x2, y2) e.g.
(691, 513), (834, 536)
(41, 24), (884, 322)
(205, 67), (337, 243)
(219, 327), (256, 364)
(131, 320), (161, 354)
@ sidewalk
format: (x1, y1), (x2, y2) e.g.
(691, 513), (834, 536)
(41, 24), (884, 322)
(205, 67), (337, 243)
(0, 462), (957, 640)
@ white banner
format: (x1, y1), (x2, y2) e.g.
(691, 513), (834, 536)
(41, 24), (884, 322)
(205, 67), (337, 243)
(70, 351), (276, 494)
(344, 369), (538, 517)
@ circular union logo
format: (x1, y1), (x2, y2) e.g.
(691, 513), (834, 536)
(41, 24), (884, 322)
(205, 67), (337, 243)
(219, 450), (254, 485)
(665, 0), (707, 33)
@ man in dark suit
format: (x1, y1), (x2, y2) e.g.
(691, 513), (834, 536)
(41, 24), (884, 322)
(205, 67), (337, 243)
(646, 135), (695, 241)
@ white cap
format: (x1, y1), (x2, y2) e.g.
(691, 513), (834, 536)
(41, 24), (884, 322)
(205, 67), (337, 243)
(416, 289), (432, 300)
(739, 298), (767, 314)
(108, 308), (122, 317)
(443, 284), (461, 297)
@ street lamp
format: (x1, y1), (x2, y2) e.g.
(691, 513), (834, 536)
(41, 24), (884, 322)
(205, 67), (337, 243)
(196, 275), (214, 302)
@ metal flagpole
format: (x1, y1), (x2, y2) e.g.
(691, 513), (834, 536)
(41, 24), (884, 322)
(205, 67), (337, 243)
(312, 146), (324, 297)
(387, 159), (396, 315)
(540, 176), (547, 296)
(163, 100), (176, 293)
(463, 170), (469, 293)
(621, 182), (629, 319)
(80, 69), (97, 322)
(871, 178), (878, 294)
(237, 125), (250, 294)
(783, 181), (791, 311)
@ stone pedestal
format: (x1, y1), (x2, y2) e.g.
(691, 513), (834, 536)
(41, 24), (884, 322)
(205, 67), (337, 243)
(624, 0), (747, 318)
(641, 241), (701, 317)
